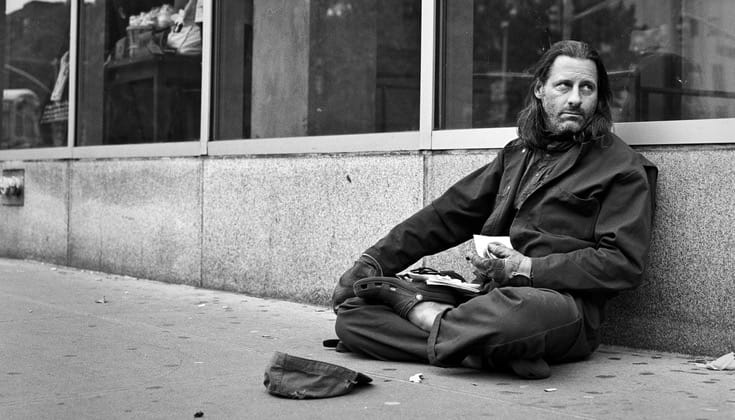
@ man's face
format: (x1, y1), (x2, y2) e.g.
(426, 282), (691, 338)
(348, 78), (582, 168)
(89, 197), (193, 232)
(534, 56), (598, 136)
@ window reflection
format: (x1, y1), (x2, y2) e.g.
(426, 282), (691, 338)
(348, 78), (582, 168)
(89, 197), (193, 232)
(77, 0), (202, 145)
(213, 0), (421, 140)
(439, 0), (735, 130)
(2, 0), (70, 149)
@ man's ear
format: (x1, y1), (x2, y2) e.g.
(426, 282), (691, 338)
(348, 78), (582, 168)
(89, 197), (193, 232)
(533, 81), (543, 99)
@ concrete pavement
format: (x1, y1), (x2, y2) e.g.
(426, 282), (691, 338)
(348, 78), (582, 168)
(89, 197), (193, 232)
(1, 257), (733, 419)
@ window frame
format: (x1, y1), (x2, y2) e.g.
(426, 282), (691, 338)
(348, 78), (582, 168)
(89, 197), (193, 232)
(0, 0), (733, 162)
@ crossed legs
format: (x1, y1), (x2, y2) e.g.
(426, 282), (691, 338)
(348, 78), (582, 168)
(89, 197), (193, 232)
(335, 286), (592, 374)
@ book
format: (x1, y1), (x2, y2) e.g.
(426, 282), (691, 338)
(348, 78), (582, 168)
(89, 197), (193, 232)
(394, 234), (514, 295)
(402, 271), (482, 294)
(424, 276), (482, 293)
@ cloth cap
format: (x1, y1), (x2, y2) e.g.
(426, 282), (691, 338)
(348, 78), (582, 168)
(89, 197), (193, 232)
(263, 352), (372, 399)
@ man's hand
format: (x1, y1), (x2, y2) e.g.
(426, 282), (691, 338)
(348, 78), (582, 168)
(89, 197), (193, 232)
(467, 243), (533, 287)
(331, 254), (383, 313)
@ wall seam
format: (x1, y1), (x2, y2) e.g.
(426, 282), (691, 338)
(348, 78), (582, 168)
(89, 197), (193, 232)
(198, 158), (205, 288)
(65, 160), (72, 266)
(421, 151), (431, 267)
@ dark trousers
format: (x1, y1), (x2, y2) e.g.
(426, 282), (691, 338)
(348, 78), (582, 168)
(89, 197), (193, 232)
(335, 287), (593, 369)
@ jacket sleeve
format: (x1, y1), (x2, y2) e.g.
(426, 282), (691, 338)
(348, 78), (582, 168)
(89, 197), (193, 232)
(531, 163), (658, 294)
(364, 153), (505, 274)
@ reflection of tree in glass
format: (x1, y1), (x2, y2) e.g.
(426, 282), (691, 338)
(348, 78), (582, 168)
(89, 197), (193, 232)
(473, 0), (555, 128)
(572, 0), (637, 69)
(472, 0), (639, 128)
(570, 0), (638, 122)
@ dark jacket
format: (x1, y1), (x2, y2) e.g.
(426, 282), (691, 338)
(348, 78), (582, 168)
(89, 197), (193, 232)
(365, 133), (657, 340)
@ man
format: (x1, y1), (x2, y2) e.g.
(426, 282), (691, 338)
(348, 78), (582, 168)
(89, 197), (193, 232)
(331, 40), (657, 379)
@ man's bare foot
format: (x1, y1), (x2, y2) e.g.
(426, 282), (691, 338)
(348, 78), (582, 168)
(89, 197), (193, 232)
(406, 301), (453, 331)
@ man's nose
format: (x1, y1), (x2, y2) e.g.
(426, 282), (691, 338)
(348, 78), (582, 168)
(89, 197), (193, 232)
(567, 87), (582, 107)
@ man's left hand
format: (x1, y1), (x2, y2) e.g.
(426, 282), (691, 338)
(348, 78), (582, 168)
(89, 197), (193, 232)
(468, 243), (533, 287)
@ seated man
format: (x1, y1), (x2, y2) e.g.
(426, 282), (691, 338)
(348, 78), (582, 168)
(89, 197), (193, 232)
(330, 40), (658, 379)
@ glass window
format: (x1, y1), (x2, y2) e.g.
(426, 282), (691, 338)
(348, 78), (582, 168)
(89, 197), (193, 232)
(2, 110), (8, 141)
(438, 0), (735, 130)
(77, 0), (202, 145)
(2, 0), (70, 149)
(213, 0), (421, 140)
(15, 112), (23, 137)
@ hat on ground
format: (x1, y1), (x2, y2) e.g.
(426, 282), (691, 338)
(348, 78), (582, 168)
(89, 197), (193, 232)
(263, 352), (372, 399)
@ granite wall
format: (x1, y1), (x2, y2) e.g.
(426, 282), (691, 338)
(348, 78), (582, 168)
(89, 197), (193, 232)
(1, 146), (733, 356)
(200, 154), (423, 302)
(0, 160), (68, 265)
(66, 159), (202, 285)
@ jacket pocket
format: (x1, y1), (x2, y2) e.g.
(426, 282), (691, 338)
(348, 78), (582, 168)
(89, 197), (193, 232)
(538, 187), (599, 240)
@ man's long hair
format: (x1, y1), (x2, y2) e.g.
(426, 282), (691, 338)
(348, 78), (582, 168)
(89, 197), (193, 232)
(517, 40), (613, 148)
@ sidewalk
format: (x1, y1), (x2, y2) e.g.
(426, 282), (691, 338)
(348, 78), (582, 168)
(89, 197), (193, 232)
(1, 258), (732, 419)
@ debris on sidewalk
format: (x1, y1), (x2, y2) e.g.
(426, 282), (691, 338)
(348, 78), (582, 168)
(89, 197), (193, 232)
(702, 352), (735, 370)
(409, 373), (424, 383)
(95, 296), (107, 304)
(544, 388), (558, 392)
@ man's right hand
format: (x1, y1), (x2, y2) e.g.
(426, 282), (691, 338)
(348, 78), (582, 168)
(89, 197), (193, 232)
(331, 254), (382, 313)
(467, 243), (532, 287)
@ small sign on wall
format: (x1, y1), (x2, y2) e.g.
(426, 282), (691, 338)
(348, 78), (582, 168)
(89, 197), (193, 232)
(1, 169), (24, 206)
